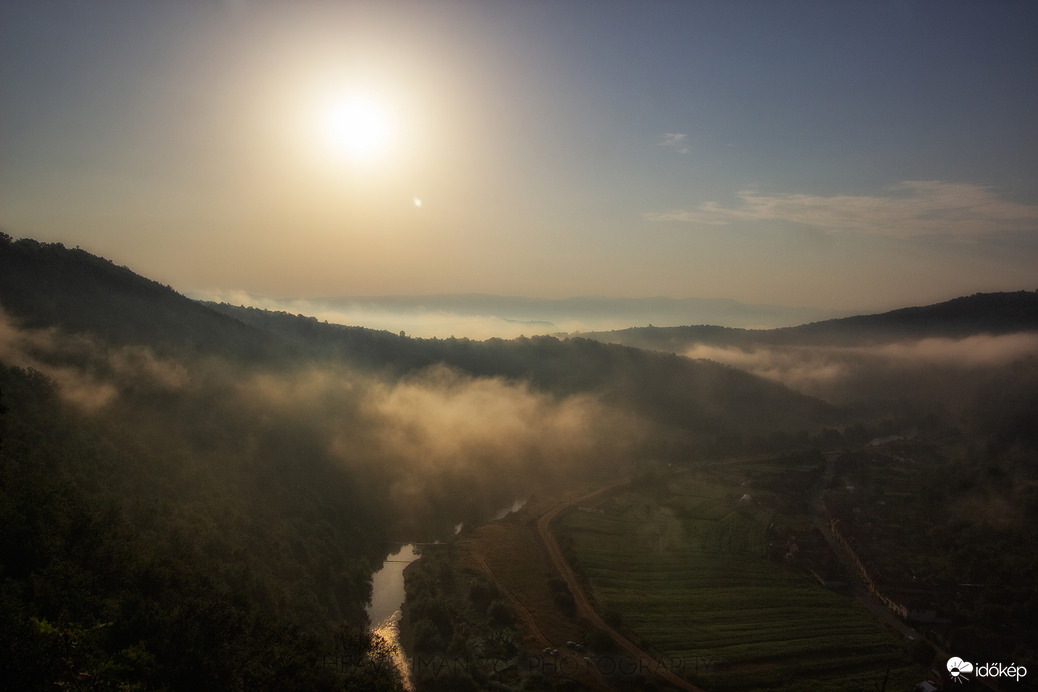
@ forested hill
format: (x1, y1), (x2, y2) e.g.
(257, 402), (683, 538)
(0, 236), (845, 689)
(0, 234), (272, 358)
(205, 302), (835, 437)
(793, 290), (1038, 336)
(572, 290), (1038, 352)
(0, 235), (836, 439)
(0, 235), (399, 689)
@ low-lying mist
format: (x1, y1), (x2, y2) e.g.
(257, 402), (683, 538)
(191, 291), (838, 339)
(683, 332), (1038, 406)
(0, 308), (643, 538)
(229, 359), (641, 536)
(0, 308), (188, 410)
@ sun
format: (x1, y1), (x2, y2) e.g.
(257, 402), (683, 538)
(318, 94), (395, 163)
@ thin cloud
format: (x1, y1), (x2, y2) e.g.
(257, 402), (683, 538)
(0, 309), (188, 412)
(646, 181), (1038, 238)
(659, 132), (689, 154)
(682, 333), (1038, 402)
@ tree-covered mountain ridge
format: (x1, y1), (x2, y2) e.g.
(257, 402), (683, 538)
(0, 234), (835, 438)
(0, 235), (849, 690)
(571, 290), (1038, 352)
(6, 232), (1032, 356)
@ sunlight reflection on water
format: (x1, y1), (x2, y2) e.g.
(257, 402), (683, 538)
(368, 544), (417, 624)
(370, 609), (413, 691)
(367, 543), (416, 689)
(364, 499), (527, 690)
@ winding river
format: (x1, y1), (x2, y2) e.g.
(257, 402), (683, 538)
(367, 543), (417, 690)
(365, 499), (527, 689)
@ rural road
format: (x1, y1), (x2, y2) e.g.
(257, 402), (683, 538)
(809, 458), (922, 642)
(533, 481), (706, 692)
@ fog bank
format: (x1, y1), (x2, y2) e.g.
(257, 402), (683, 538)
(684, 332), (1038, 404)
(0, 308), (643, 536)
(190, 291), (839, 339)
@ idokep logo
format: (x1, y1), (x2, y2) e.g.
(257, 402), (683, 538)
(947, 657), (973, 683)
(948, 656), (1028, 684)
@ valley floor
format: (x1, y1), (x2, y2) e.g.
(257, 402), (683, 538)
(445, 458), (932, 691)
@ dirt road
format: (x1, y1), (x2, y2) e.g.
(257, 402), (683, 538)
(532, 481), (706, 692)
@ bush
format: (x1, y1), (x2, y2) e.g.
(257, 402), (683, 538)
(487, 600), (514, 628)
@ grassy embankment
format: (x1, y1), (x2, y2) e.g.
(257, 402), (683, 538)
(555, 462), (927, 691)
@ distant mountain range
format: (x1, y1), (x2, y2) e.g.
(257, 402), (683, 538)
(310, 293), (842, 330)
(4, 233), (1034, 354)
(188, 291), (846, 339)
(568, 290), (1038, 353)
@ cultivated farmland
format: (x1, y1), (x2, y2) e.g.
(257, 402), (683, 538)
(555, 464), (925, 691)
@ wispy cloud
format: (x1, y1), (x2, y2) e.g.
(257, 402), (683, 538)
(0, 309), (189, 411)
(646, 181), (1038, 238)
(658, 132), (689, 154)
(682, 333), (1038, 404)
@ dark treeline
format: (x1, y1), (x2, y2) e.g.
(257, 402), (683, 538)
(0, 236), (269, 360)
(0, 363), (390, 690)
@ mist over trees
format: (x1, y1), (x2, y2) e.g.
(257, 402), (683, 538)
(0, 237), (833, 688)
(574, 292), (1038, 415)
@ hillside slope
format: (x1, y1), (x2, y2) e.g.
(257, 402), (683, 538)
(207, 302), (836, 440)
(573, 291), (1038, 352)
(0, 236), (852, 688)
(0, 235), (269, 358)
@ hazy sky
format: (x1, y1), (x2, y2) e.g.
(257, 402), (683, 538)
(3, 0), (1037, 313)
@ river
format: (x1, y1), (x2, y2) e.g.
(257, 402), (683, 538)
(368, 543), (419, 625)
(365, 498), (529, 688)
(367, 543), (418, 690)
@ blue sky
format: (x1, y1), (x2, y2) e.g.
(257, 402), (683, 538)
(2, 0), (1037, 315)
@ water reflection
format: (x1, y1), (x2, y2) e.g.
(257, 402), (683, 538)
(367, 544), (416, 690)
(364, 500), (527, 690)
(368, 544), (417, 624)
(370, 610), (413, 691)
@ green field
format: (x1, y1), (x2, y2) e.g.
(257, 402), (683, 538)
(556, 466), (925, 691)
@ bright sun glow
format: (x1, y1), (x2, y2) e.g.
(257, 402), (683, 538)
(319, 94), (395, 162)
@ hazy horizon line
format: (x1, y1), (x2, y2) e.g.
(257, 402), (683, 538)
(187, 290), (857, 340)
